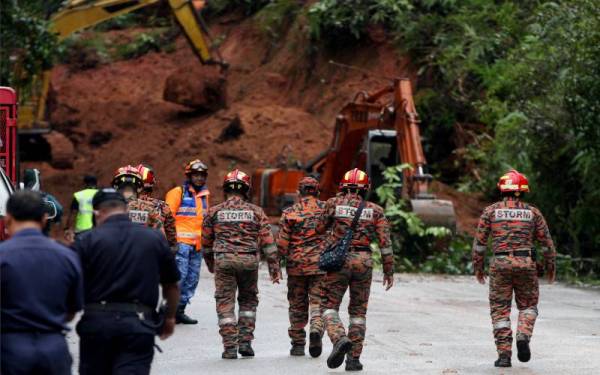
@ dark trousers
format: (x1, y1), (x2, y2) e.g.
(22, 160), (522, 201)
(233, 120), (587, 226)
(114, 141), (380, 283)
(1, 332), (72, 375)
(77, 312), (155, 375)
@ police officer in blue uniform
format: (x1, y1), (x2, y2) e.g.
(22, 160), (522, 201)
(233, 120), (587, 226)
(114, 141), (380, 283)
(72, 189), (180, 375)
(1, 190), (83, 375)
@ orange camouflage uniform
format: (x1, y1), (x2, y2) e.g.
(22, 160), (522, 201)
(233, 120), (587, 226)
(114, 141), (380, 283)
(277, 196), (326, 346)
(473, 197), (556, 357)
(317, 194), (394, 359)
(126, 197), (164, 232)
(202, 195), (280, 349)
(139, 194), (177, 247)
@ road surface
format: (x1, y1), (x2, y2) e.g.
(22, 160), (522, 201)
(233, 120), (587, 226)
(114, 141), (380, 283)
(67, 268), (600, 374)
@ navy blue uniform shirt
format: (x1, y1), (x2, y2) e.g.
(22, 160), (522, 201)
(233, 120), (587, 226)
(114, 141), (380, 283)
(0, 228), (83, 332)
(72, 214), (179, 308)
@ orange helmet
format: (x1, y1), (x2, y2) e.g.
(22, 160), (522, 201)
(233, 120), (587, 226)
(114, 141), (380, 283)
(136, 164), (156, 189)
(339, 168), (370, 190)
(497, 170), (530, 193)
(112, 165), (143, 190)
(184, 159), (208, 175)
(223, 169), (251, 192)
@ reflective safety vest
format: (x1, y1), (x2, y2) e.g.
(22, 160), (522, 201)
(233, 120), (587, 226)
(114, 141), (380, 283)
(74, 188), (97, 233)
(165, 183), (209, 250)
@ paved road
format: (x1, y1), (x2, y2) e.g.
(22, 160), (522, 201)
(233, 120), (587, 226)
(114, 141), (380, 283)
(67, 268), (600, 374)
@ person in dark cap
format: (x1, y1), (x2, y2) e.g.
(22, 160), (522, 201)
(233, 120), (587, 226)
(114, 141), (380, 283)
(72, 188), (180, 375)
(1, 190), (83, 375)
(65, 175), (98, 242)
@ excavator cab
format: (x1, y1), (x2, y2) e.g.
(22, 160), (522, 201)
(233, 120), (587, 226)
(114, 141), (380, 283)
(254, 79), (456, 231)
(363, 129), (455, 231)
(365, 129), (398, 200)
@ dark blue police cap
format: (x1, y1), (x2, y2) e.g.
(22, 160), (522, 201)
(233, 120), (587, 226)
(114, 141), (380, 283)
(92, 188), (127, 209)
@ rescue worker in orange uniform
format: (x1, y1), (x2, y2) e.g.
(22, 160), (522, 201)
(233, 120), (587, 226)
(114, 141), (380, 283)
(277, 177), (326, 358)
(165, 159), (210, 324)
(136, 164), (177, 249)
(202, 170), (280, 359)
(473, 170), (556, 368)
(112, 166), (164, 232)
(317, 169), (394, 371)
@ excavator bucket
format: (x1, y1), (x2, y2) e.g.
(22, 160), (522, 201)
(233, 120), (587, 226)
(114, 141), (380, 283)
(410, 199), (457, 233)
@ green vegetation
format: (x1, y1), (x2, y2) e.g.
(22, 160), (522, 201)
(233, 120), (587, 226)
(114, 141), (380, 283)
(308, 0), (409, 42)
(375, 165), (455, 273)
(1, 1), (176, 96)
(4, 0), (599, 280)
(60, 29), (176, 70)
(255, 0), (302, 41)
(115, 30), (175, 59)
(0, 1), (61, 99)
(308, 0), (600, 273)
(376, 164), (599, 284)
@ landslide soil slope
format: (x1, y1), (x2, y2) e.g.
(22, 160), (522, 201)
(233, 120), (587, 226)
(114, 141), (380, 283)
(27, 13), (483, 233)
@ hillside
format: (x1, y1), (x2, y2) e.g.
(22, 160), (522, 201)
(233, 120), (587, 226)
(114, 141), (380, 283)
(24, 10), (484, 233)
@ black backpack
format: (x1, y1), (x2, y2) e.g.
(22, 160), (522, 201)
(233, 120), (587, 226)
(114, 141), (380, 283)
(318, 200), (366, 272)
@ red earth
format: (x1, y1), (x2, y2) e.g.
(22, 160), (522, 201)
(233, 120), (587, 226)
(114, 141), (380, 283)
(25, 12), (486, 235)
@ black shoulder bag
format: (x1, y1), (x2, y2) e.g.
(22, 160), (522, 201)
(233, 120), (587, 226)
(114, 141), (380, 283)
(319, 200), (366, 272)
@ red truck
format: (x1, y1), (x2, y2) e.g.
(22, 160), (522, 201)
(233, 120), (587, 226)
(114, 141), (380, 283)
(0, 87), (19, 240)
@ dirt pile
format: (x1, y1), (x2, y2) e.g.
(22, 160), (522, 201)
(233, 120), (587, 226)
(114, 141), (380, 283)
(25, 10), (486, 234)
(163, 65), (227, 111)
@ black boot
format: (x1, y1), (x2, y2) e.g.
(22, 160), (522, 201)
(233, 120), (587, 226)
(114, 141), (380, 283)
(308, 331), (322, 358)
(345, 355), (363, 371)
(290, 344), (305, 356)
(517, 340), (531, 362)
(327, 336), (352, 369)
(222, 347), (238, 359)
(239, 342), (255, 357)
(494, 354), (512, 367)
(175, 306), (198, 325)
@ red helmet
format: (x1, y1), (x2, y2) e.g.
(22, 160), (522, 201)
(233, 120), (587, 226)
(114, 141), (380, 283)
(185, 159), (208, 175)
(340, 168), (370, 190)
(136, 164), (156, 189)
(497, 170), (530, 193)
(223, 169), (251, 192)
(112, 165), (143, 190)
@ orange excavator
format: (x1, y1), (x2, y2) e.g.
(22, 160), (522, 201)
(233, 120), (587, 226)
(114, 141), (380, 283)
(253, 78), (456, 230)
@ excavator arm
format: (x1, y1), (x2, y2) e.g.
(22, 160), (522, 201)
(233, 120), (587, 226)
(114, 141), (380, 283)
(253, 77), (455, 230)
(19, 0), (224, 132)
(51, 0), (221, 64)
(393, 79), (430, 198)
(392, 79), (456, 229)
(289, 79), (456, 229)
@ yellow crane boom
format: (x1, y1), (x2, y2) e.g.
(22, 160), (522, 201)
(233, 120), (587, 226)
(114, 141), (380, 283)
(19, 0), (225, 133)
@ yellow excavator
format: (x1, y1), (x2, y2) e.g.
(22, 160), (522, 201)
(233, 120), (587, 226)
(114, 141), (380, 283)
(19, 0), (226, 134)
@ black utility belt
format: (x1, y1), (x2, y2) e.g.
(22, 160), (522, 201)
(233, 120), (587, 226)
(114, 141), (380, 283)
(84, 302), (154, 315)
(215, 251), (257, 255)
(495, 250), (532, 257)
(3, 330), (64, 335)
(350, 247), (372, 253)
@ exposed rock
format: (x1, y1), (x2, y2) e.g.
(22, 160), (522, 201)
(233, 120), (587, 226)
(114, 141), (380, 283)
(44, 132), (75, 169)
(216, 115), (244, 143)
(88, 131), (112, 148)
(163, 65), (227, 111)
